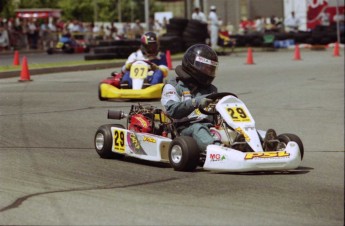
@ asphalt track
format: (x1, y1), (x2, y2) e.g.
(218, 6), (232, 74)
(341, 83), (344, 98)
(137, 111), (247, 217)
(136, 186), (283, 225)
(0, 49), (344, 225)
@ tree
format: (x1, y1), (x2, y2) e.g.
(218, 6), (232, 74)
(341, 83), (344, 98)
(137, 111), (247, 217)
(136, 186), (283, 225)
(1, 0), (165, 23)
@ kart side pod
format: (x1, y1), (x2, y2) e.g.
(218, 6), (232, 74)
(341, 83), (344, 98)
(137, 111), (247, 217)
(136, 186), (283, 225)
(108, 110), (127, 120)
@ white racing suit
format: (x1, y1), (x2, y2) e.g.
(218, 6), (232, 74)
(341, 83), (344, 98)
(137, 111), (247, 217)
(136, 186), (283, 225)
(161, 79), (217, 151)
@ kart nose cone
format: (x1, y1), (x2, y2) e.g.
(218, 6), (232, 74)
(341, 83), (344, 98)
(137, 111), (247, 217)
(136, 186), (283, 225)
(95, 133), (105, 150)
(171, 145), (183, 164)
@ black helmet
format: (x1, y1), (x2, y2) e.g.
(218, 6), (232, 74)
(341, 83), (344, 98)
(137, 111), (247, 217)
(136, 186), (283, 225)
(140, 31), (159, 56)
(175, 44), (218, 87)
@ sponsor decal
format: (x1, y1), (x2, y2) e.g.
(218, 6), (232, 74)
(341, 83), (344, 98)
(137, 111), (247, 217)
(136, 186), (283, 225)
(244, 151), (290, 160)
(143, 136), (156, 143)
(209, 153), (226, 162)
(127, 132), (146, 155)
(195, 56), (218, 66)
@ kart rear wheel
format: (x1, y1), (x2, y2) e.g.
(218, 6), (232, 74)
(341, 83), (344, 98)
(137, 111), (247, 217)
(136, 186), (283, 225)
(94, 124), (125, 159)
(169, 136), (200, 172)
(278, 133), (304, 160)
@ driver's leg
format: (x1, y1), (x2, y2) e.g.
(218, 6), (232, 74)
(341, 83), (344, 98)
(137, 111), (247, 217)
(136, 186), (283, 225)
(121, 71), (132, 88)
(149, 70), (163, 85)
(180, 123), (215, 152)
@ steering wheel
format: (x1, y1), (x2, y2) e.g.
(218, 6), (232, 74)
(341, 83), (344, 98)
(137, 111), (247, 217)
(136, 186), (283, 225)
(198, 92), (238, 115)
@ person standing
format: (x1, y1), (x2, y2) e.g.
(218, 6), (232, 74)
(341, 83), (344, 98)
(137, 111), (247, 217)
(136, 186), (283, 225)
(192, 7), (207, 23)
(208, 5), (219, 51)
(284, 11), (300, 32)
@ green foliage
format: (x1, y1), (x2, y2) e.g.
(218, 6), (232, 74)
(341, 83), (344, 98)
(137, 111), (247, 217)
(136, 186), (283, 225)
(0, 0), (15, 18)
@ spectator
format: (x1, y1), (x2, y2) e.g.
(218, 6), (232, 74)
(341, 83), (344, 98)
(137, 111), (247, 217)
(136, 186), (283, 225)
(132, 19), (144, 39)
(0, 23), (10, 50)
(284, 11), (301, 32)
(192, 7), (207, 23)
(254, 16), (264, 33)
(208, 5), (220, 50)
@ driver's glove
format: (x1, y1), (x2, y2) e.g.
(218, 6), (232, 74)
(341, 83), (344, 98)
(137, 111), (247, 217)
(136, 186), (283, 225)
(192, 96), (212, 108)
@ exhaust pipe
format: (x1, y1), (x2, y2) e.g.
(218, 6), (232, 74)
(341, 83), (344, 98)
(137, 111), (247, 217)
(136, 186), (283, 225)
(108, 110), (127, 120)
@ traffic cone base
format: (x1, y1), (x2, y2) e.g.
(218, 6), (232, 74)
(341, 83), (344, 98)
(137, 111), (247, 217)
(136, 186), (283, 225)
(245, 48), (255, 65)
(18, 56), (32, 82)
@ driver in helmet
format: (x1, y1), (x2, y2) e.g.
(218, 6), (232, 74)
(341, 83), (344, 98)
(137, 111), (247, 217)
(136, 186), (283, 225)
(161, 44), (219, 152)
(120, 31), (169, 88)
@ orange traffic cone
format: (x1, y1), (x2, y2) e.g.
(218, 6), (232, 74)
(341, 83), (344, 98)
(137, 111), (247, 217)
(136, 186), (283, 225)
(333, 42), (340, 57)
(13, 50), (20, 66)
(245, 48), (255, 65)
(18, 56), (32, 82)
(293, 44), (302, 60)
(166, 50), (172, 70)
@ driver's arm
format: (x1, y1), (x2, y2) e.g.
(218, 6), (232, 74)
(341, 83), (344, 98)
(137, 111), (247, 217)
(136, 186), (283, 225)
(161, 84), (209, 119)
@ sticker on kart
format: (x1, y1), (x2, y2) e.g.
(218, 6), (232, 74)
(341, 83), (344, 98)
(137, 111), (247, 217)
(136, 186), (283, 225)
(226, 107), (251, 122)
(113, 128), (126, 153)
(244, 151), (290, 160)
(130, 64), (149, 79)
(127, 132), (147, 155)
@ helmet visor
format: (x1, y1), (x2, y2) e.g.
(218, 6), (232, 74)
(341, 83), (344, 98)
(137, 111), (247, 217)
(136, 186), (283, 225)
(194, 55), (218, 77)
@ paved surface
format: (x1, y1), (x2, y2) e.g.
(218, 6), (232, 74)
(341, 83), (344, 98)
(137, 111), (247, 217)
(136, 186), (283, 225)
(0, 49), (344, 225)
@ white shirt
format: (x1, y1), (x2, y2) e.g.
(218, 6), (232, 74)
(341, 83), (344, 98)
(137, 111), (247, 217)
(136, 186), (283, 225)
(284, 16), (300, 28)
(208, 11), (219, 27)
(192, 12), (207, 23)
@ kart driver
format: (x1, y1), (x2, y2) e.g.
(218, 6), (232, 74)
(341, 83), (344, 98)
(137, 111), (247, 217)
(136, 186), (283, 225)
(120, 31), (169, 88)
(161, 44), (219, 152)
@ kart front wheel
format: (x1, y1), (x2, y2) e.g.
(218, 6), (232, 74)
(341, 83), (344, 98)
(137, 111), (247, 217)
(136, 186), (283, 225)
(94, 124), (125, 159)
(278, 133), (304, 160)
(169, 136), (200, 172)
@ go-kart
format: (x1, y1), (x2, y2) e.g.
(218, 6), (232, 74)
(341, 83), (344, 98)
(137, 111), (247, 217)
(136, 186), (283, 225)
(47, 34), (90, 54)
(98, 60), (165, 101)
(94, 92), (304, 172)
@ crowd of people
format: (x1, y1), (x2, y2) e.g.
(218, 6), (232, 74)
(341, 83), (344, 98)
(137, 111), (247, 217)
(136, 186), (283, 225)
(0, 17), (168, 52)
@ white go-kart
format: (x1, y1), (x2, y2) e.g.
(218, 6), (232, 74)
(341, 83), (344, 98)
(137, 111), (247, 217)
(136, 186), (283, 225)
(94, 92), (304, 172)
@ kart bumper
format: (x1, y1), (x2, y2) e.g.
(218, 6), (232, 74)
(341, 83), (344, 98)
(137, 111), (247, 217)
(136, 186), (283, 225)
(99, 83), (164, 99)
(203, 142), (302, 172)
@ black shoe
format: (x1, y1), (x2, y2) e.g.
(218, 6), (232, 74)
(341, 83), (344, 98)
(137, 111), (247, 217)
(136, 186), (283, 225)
(263, 129), (278, 151)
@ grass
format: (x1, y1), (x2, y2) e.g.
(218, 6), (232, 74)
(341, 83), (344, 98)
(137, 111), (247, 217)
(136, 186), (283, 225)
(0, 53), (185, 73)
(0, 58), (126, 72)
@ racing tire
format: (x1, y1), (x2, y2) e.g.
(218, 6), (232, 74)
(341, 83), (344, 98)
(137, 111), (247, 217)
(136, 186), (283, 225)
(94, 124), (125, 159)
(278, 133), (304, 160)
(169, 136), (200, 172)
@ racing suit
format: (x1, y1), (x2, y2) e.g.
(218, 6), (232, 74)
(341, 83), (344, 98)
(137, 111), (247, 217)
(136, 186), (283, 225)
(121, 49), (168, 87)
(161, 79), (217, 151)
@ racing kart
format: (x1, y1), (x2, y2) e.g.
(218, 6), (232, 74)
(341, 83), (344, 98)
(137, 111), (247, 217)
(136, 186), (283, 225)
(94, 92), (304, 172)
(47, 34), (90, 54)
(98, 60), (165, 101)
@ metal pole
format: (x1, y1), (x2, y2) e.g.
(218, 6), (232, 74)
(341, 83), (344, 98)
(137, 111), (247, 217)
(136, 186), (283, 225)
(93, 0), (98, 22)
(145, 0), (149, 31)
(336, 0), (341, 43)
(118, 0), (122, 23)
